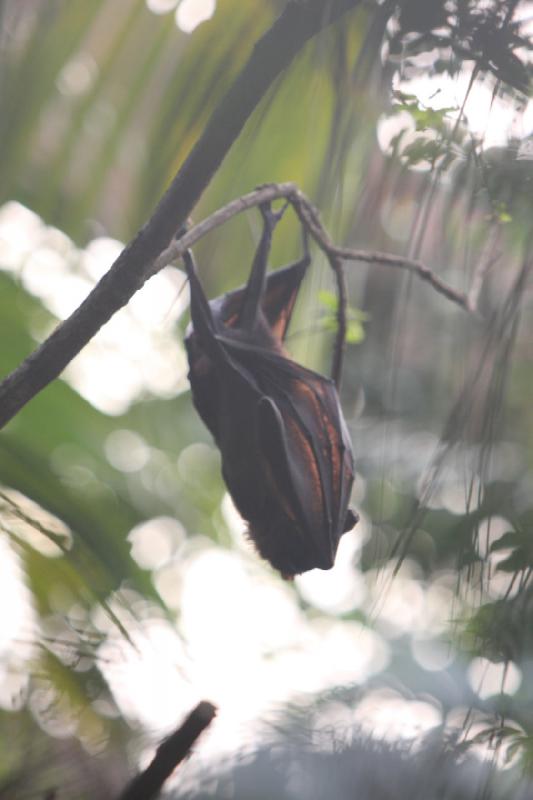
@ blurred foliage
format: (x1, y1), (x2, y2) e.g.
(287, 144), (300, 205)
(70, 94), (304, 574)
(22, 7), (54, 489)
(0, 0), (533, 797)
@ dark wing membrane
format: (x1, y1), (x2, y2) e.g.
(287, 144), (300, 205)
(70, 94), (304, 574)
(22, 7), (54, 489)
(183, 292), (270, 526)
(264, 356), (354, 548)
(260, 260), (309, 342)
(184, 241), (355, 576)
(224, 339), (355, 570)
(185, 260), (308, 441)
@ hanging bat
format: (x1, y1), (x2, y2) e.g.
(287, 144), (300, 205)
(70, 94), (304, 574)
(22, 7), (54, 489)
(183, 203), (357, 578)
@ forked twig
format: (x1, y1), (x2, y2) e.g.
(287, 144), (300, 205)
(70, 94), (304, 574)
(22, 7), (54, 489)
(154, 183), (476, 320)
(153, 182), (479, 387)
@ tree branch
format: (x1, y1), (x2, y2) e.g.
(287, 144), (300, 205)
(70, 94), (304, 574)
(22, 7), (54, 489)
(0, 0), (361, 429)
(117, 701), (217, 800)
(289, 193), (476, 313)
(152, 183), (478, 386)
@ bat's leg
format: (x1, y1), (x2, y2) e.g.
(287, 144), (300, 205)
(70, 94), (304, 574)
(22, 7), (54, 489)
(238, 202), (287, 332)
(182, 249), (223, 360)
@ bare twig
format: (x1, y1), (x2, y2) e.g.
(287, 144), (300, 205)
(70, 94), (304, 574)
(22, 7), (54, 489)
(337, 243), (476, 311)
(157, 182), (476, 324)
(117, 701), (217, 800)
(326, 250), (348, 387)
(149, 183), (299, 274)
(152, 182), (478, 385)
(290, 190), (475, 313)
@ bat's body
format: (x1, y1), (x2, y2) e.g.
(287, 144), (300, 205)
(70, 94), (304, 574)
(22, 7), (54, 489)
(184, 204), (356, 577)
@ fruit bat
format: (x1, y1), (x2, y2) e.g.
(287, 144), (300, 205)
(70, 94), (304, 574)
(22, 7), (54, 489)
(183, 203), (357, 578)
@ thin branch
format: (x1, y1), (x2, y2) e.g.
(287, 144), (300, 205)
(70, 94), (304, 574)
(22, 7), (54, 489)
(117, 701), (217, 800)
(338, 243), (475, 311)
(149, 183), (299, 274)
(289, 190), (476, 314)
(0, 0), (362, 429)
(326, 251), (348, 387)
(155, 183), (477, 381)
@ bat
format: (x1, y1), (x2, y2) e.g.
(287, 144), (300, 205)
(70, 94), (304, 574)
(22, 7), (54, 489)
(183, 203), (357, 578)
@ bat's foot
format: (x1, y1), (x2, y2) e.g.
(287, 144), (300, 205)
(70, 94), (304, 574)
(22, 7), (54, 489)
(259, 200), (289, 233)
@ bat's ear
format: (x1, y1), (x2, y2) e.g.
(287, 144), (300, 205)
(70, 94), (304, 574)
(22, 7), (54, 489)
(263, 224), (311, 342)
(210, 255), (309, 342)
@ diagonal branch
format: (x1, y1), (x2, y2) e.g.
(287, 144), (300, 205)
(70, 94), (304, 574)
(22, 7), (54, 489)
(0, 0), (362, 429)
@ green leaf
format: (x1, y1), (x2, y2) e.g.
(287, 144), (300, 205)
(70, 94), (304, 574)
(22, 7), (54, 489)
(346, 319), (365, 343)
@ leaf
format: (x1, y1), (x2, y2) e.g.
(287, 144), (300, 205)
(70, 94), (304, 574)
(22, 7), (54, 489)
(318, 289), (338, 310)
(346, 319), (365, 344)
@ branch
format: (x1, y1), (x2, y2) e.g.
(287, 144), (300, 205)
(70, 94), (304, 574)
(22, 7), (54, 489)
(155, 184), (476, 322)
(152, 183), (478, 385)
(0, 0), (361, 429)
(117, 701), (217, 800)
(289, 193), (476, 313)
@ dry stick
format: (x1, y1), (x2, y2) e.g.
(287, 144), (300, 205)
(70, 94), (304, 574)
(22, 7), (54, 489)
(149, 183), (300, 274)
(117, 701), (217, 800)
(291, 193), (476, 313)
(154, 183), (476, 385)
(156, 180), (477, 323)
(326, 250), (348, 387)
(0, 0), (362, 429)
(154, 183), (476, 383)
(289, 196), (349, 385)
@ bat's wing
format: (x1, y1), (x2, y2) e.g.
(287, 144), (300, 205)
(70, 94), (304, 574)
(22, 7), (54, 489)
(185, 258), (309, 442)
(183, 224), (356, 577)
(221, 339), (355, 575)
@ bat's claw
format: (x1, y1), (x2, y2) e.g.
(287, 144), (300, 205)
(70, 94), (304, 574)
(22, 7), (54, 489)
(259, 200), (289, 231)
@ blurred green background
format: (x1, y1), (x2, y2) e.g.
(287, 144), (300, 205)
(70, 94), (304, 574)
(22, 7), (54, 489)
(0, 0), (532, 797)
